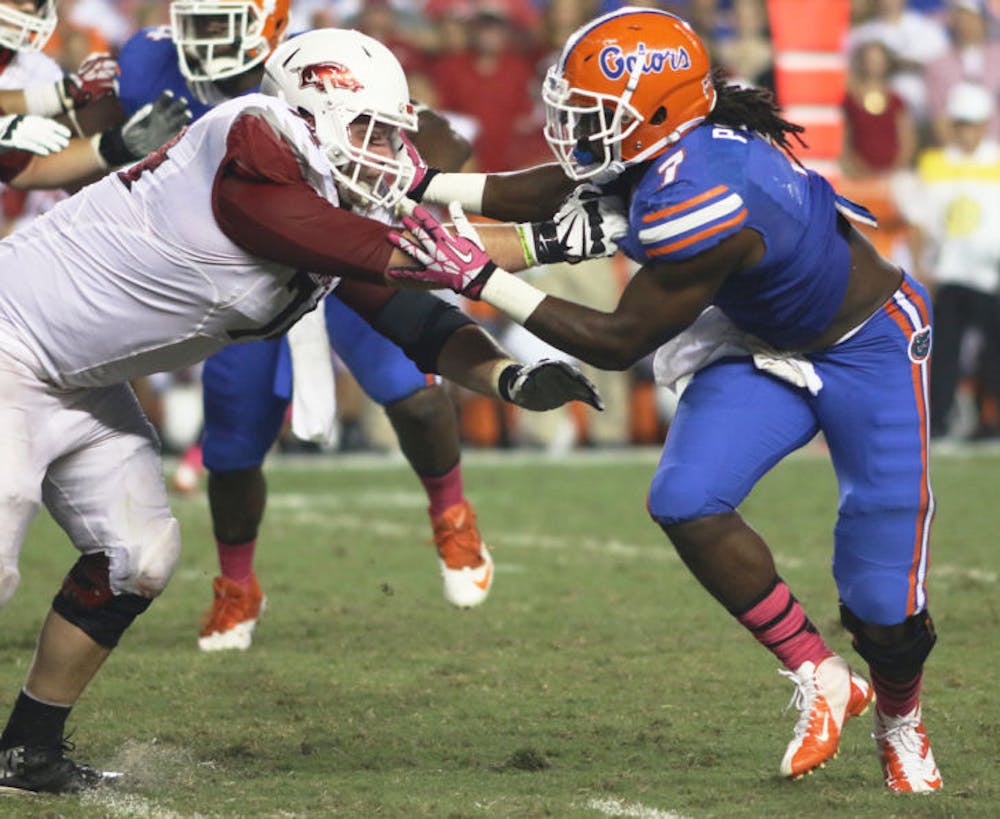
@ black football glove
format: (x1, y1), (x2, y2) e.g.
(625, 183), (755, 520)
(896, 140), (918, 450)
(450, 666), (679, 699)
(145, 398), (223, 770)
(498, 359), (604, 412)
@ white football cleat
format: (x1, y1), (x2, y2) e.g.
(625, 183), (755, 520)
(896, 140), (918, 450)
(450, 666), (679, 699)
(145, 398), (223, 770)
(873, 705), (942, 792)
(441, 544), (494, 608)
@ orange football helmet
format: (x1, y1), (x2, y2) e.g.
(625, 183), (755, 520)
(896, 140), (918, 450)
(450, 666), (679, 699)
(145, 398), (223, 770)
(543, 7), (716, 180)
(171, 0), (290, 86)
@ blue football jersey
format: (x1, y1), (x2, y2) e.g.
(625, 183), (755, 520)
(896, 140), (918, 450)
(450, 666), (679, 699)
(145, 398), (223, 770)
(618, 124), (854, 349)
(117, 26), (214, 120)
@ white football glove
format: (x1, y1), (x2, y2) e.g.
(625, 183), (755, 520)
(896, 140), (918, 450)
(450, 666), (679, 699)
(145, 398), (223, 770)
(0, 114), (71, 156)
(516, 183), (628, 266)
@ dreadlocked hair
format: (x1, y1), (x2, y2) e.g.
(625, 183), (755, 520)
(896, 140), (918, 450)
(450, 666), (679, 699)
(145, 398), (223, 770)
(704, 69), (807, 161)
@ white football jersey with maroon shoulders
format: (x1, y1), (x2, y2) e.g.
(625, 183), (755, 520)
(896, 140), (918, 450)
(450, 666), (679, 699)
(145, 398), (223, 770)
(0, 94), (340, 389)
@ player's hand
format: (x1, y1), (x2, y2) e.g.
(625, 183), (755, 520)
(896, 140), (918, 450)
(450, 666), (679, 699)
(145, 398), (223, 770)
(95, 91), (192, 167)
(498, 359), (604, 411)
(387, 202), (498, 299)
(552, 183), (628, 261)
(60, 53), (119, 111)
(517, 183), (628, 266)
(0, 113), (71, 155)
(399, 130), (428, 194)
(121, 90), (191, 158)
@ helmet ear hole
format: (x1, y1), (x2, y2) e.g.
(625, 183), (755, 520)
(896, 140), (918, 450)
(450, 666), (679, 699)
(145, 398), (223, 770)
(650, 107), (667, 126)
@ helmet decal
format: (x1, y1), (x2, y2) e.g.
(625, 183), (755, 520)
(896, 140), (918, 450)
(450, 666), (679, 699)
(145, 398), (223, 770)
(599, 43), (692, 81)
(296, 62), (365, 94)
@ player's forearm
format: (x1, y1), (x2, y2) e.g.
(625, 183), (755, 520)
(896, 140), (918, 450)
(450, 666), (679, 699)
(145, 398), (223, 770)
(476, 271), (651, 371)
(7, 138), (103, 189)
(0, 90), (28, 115)
(434, 325), (516, 399)
(420, 163), (575, 221)
(482, 164), (576, 221)
(215, 175), (393, 281)
(387, 222), (532, 274)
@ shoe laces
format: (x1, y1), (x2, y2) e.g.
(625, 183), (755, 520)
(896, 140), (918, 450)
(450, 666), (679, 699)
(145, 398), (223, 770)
(873, 712), (924, 753)
(779, 668), (818, 739)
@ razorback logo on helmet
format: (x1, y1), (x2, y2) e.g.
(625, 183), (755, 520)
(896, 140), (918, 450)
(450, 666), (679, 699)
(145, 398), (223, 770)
(296, 62), (364, 93)
(599, 42), (691, 81)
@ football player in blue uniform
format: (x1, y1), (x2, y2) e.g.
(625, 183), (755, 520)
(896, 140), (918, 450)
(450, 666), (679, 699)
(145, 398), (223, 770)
(117, 0), (497, 652)
(387, 7), (942, 794)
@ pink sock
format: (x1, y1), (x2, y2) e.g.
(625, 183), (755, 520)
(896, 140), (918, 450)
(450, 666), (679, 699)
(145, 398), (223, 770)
(870, 669), (922, 717)
(217, 539), (256, 586)
(736, 578), (834, 672)
(182, 443), (203, 471)
(421, 462), (464, 518)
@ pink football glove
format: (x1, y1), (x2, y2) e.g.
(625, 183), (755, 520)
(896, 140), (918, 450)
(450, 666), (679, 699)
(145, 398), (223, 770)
(61, 52), (118, 111)
(387, 203), (497, 299)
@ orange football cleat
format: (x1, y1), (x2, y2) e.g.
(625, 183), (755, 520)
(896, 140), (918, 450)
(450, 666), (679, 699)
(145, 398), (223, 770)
(198, 573), (266, 651)
(779, 655), (874, 779)
(431, 500), (493, 608)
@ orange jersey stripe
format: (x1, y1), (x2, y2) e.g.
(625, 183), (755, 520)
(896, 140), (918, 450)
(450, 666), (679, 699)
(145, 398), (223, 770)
(883, 296), (932, 615)
(901, 279), (934, 614)
(642, 184), (730, 223)
(647, 208), (748, 257)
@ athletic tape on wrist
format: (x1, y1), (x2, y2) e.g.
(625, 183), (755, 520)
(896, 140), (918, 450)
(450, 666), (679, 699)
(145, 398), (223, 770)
(480, 268), (546, 325)
(421, 172), (487, 213)
(489, 358), (520, 400)
(514, 223), (538, 268)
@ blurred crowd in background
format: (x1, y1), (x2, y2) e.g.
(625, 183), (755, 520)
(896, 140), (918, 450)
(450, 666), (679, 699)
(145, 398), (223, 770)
(23, 0), (1000, 455)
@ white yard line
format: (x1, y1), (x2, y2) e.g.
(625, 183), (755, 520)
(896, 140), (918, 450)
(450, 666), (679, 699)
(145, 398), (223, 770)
(585, 797), (692, 819)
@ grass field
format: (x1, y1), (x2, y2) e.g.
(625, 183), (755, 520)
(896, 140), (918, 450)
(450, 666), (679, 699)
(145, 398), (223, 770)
(1, 446), (997, 818)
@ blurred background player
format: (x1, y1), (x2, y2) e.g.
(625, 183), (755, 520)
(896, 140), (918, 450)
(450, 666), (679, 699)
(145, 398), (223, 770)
(0, 1), (188, 226)
(0, 24), (190, 197)
(897, 81), (1000, 440)
(118, 0), (496, 652)
(391, 7), (943, 794)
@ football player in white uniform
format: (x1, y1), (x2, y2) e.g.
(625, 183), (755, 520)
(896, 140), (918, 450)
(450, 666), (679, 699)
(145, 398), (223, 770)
(0, 28), (602, 794)
(0, 0), (191, 219)
(120, 0), (507, 640)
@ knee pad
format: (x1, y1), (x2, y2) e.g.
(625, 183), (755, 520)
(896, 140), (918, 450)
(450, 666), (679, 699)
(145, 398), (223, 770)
(51, 553), (152, 648)
(840, 603), (937, 681)
(0, 560), (20, 609)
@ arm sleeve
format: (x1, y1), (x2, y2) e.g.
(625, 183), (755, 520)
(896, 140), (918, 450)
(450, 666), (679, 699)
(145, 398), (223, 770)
(211, 112), (394, 280)
(335, 278), (475, 373)
(0, 150), (32, 183)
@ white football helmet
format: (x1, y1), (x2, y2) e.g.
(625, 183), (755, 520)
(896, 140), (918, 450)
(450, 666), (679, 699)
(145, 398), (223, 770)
(260, 29), (418, 210)
(0, 0), (57, 53)
(170, 0), (289, 90)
